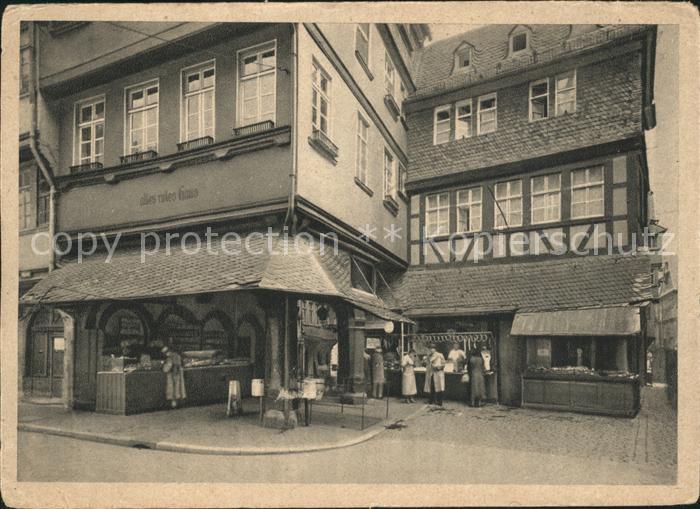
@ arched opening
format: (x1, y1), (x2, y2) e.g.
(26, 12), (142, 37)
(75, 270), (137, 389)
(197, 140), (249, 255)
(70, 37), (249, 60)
(236, 313), (264, 377)
(25, 307), (64, 397)
(202, 310), (234, 356)
(155, 305), (201, 353)
(101, 306), (151, 358)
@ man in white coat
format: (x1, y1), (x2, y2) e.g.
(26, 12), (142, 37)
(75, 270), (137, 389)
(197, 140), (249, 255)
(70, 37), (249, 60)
(424, 345), (446, 406)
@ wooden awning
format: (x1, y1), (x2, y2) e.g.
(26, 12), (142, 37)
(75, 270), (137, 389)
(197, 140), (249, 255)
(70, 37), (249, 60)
(510, 306), (641, 337)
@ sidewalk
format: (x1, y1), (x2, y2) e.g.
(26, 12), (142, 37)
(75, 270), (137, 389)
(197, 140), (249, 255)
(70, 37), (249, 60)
(18, 396), (426, 455)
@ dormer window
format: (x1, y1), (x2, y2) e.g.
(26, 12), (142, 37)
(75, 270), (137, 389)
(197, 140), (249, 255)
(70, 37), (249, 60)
(509, 30), (529, 55)
(455, 47), (471, 70)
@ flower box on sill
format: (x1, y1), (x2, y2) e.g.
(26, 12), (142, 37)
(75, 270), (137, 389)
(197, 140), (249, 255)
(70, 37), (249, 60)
(177, 136), (214, 152)
(69, 161), (104, 174)
(308, 129), (339, 163)
(120, 150), (158, 165)
(233, 120), (274, 138)
(384, 94), (400, 120)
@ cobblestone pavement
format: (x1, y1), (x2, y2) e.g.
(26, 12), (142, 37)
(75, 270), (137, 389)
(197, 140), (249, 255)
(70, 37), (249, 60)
(17, 386), (676, 484)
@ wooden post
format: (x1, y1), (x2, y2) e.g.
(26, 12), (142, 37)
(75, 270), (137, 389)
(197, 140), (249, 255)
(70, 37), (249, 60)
(56, 308), (75, 410)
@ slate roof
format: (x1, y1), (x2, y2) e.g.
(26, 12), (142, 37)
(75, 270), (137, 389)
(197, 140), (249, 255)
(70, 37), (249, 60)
(21, 235), (408, 323)
(393, 254), (656, 316)
(410, 24), (650, 101)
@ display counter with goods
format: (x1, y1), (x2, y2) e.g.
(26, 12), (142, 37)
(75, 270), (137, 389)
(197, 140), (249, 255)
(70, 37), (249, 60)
(95, 350), (253, 414)
(520, 336), (641, 417)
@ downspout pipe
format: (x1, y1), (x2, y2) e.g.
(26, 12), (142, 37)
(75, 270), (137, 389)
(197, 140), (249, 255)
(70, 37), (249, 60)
(283, 23), (299, 233)
(27, 22), (56, 272)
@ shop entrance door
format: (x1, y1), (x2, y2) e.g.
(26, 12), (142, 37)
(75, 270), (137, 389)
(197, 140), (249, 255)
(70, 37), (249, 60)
(27, 331), (64, 398)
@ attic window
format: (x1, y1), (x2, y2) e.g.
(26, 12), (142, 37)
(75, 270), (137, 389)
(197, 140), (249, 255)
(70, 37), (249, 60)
(455, 47), (471, 70)
(510, 32), (529, 54)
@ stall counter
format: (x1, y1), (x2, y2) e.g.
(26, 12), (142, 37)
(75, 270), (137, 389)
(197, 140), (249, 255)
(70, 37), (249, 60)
(96, 364), (253, 415)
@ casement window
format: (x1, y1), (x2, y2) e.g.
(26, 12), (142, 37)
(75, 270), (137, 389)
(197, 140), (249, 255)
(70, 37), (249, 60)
(456, 187), (482, 233)
(455, 46), (472, 71)
(494, 179), (523, 228)
(383, 149), (396, 200)
(384, 51), (396, 98)
(75, 97), (105, 165)
(355, 24), (370, 65)
(126, 82), (159, 154)
(355, 112), (369, 185)
(571, 166), (604, 218)
(238, 42), (276, 126)
(531, 173), (561, 224)
(555, 70), (576, 115)
(311, 61), (331, 136)
(529, 79), (549, 121)
(398, 161), (407, 198)
(425, 192), (450, 237)
(433, 105), (451, 145)
(351, 257), (376, 294)
(20, 47), (31, 95)
(19, 168), (33, 230)
(183, 63), (215, 141)
(37, 173), (49, 226)
(455, 99), (472, 139)
(510, 31), (529, 54)
(477, 93), (497, 134)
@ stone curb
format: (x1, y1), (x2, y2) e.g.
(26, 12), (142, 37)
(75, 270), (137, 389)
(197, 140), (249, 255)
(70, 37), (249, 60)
(18, 404), (427, 456)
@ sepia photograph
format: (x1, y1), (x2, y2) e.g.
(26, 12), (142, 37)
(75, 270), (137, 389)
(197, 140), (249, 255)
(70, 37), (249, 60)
(1, 3), (697, 508)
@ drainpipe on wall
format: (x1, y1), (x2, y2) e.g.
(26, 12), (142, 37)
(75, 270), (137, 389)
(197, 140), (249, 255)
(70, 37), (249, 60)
(27, 22), (56, 273)
(283, 23), (299, 233)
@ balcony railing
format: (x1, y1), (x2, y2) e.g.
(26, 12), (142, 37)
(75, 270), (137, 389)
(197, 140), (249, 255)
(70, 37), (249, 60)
(120, 150), (158, 165)
(177, 136), (214, 152)
(233, 120), (275, 138)
(308, 128), (339, 162)
(69, 161), (104, 174)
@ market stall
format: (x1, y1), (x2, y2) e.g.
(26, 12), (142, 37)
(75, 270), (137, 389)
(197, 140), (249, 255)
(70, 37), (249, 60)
(96, 350), (252, 415)
(386, 332), (495, 402)
(513, 307), (643, 417)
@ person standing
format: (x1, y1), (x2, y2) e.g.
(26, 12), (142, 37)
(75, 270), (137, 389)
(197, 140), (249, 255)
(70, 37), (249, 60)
(447, 342), (466, 372)
(162, 345), (186, 408)
(467, 348), (486, 407)
(401, 349), (418, 403)
(371, 347), (385, 399)
(423, 345), (446, 406)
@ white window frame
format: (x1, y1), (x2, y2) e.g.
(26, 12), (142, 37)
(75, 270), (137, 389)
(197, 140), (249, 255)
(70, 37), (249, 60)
(529, 78), (549, 122)
(425, 192), (450, 238)
(384, 50), (396, 99)
(493, 179), (523, 229)
(454, 46), (472, 71)
(477, 93), (497, 135)
(555, 69), (577, 116)
(398, 161), (407, 198)
(383, 148), (396, 201)
(510, 31), (529, 55)
(571, 166), (604, 219)
(433, 104), (451, 145)
(19, 167), (32, 230)
(455, 98), (472, 139)
(20, 46), (31, 96)
(124, 79), (159, 155)
(355, 24), (371, 66)
(311, 60), (332, 138)
(181, 60), (216, 142)
(530, 173), (561, 225)
(73, 95), (105, 166)
(355, 111), (369, 185)
(237, 40), (277, 127)
(456, 187), (483, 233)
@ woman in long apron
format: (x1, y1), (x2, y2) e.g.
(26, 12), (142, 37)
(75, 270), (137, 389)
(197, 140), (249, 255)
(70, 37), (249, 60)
(401, 349), (417, 403)
(162, 345), (187, 408)
(467, 348), (486, 407)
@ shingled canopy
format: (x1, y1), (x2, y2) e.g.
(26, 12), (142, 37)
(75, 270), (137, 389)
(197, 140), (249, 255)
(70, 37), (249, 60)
(393, 254), (657, 317)
(20, 234), (411, 324)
